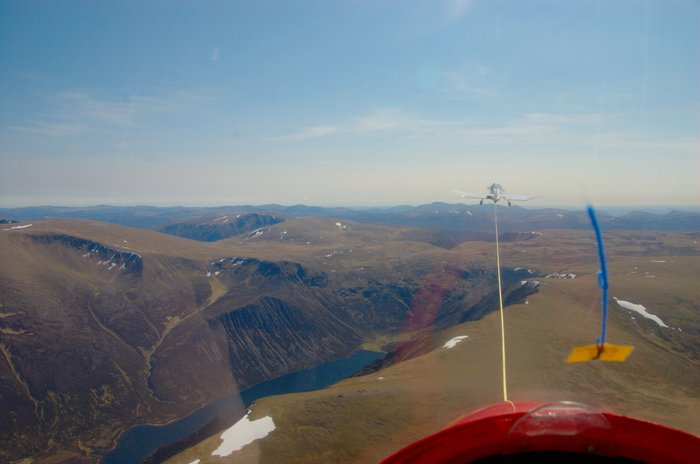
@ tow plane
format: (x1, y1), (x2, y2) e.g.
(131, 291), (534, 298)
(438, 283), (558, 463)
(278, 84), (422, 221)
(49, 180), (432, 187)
(453, 183), (534, 207)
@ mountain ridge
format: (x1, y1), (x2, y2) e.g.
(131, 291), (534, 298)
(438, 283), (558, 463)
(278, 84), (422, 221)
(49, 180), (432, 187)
(2, 203), (699, 234)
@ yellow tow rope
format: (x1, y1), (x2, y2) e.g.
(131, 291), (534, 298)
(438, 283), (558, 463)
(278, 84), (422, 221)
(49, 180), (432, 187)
(493, 203), (508, 402)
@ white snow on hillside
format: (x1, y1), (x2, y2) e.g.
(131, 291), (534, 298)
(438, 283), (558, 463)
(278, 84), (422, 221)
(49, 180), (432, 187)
(443, 335), (468, 349)
(2, 223), (33, 231)
(211, 413), (276, 457)
(614, 297), (668, 328)
(242, 227), (272, 240)
(545, 273), (576, 279)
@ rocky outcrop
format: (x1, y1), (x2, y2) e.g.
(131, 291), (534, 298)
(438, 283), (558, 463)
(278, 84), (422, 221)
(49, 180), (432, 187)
(499, 231), (543, 242)
(29, 233), (143, 276)
(209, 257), (327, 288)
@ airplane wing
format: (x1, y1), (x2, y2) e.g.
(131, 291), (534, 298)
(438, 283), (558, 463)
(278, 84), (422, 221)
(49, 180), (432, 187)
(504, 194), (538, 201)
(452, 189), (487, 200)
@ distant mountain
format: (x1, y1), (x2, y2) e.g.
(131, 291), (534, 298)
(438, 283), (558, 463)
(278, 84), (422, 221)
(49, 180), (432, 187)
(0, 205), (222, 229)
(2, 203), (699, 234)
(0, 204), (353, 230)
(159, 213), (284, 242)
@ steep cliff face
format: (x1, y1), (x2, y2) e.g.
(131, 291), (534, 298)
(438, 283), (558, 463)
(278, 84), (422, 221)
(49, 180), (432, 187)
(335, 280), (414, 330)
(208, 256), (328, 289)
(145, 257), (360, 404)
(29, 233), (144, 276)
(436, 267), (541, 325)
(159, 213), (284, 242)
(216, 297), (361, 382)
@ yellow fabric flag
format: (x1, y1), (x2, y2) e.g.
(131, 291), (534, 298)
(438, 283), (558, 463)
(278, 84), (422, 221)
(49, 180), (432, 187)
(567, 343), (634, 363)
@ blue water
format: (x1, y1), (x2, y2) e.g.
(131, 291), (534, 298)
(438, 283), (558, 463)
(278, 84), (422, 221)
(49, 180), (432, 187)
(99, 350), (383, 463)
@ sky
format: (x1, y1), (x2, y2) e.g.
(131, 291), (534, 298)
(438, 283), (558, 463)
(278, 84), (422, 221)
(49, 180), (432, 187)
(0, 0), (698, 208)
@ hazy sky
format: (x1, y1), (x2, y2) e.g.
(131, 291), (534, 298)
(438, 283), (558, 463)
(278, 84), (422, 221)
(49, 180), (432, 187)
(1, 0), (698, 207)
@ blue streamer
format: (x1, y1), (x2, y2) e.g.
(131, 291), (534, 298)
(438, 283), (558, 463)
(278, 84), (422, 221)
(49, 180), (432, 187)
(587, 205), (608, 348)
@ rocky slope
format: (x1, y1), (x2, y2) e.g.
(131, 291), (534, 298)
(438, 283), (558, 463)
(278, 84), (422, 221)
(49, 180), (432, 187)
(0, 217), (535, 463)
(159, 213), (284, 242)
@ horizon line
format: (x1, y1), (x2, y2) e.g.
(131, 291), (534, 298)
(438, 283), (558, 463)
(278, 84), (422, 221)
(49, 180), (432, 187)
(1, 202), (699, 212)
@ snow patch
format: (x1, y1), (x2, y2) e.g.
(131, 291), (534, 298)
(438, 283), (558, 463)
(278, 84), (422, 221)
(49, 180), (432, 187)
(2, 223), (33, 231)
(249, 229), (265, 238)
(443, 335), (468, 349)
(466, 210), (472, 216)
(188, 460), (200, 464)
(614, 297), (668, 328)
(650, 260), (666, 263)
(545, 273), (576, 279)
(556, 213), (564, 218)
(325, 250), (347, 258)
(211, 414), (275, 457)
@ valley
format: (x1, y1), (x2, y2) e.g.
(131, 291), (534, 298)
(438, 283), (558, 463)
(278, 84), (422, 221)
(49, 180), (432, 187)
(0, 207), (698, 463)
